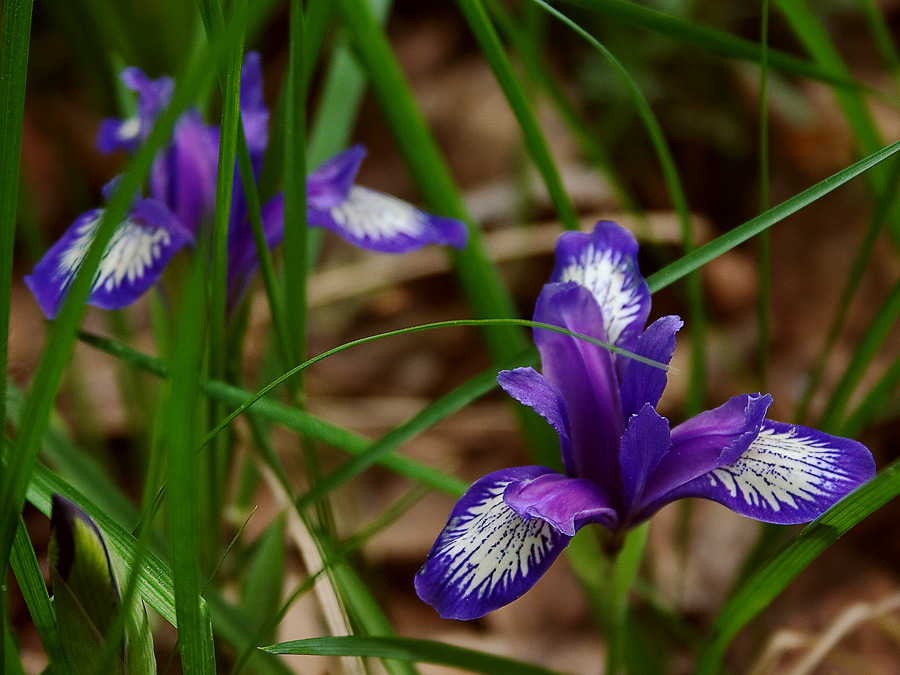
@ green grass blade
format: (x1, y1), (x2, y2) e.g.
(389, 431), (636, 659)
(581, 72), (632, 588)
(645, 138), (900, 293)
(841, 355), (900, 438)
(456, 0), (579, 231)
(817, 277), (900, 432)
(562, 0), (866, 89)
(77, 330), (469, 495)
(695, 459), (900, 673)
(0, 0), (32, 487)
(0, 0), (279, 591)
(530, 0), (706, 414)
(263, 636), (565, 675)
(11, 516), (67, 672)
(332, 0), (527, 361)
(163, 256), (214, 675)
(294, 363), (506, 510)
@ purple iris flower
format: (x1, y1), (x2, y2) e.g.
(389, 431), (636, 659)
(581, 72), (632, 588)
(25, 53), (468, 319)
(415, 221), (875, 621)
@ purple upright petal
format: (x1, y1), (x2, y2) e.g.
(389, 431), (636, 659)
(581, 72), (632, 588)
(533, 282), (623, 489)
(415, 466), (574, 620)
(619, 315), (682, 420)
(503, 472), (617, 536)
(498, 367), (575, 475)
(646, 420), (875, 524)
(550, 221), (650, 353)
(618, 403), (671, 521)
(226, 193), (284, 310)
(239, 52), (269, 174)
(24, 200), (192, 318)
(308, 186), (467, 253)
(638, 393), (772, 512)
(96, 68), (174, 154)
(149, 110), (219, 235)
(307, 146), (367, 210)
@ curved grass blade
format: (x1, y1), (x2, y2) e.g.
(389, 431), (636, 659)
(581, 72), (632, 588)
(263, 636), (565, 675)
(817, 277), (900, 432)
(841, 353), (900, 438)
(529, 0), (706, 414)
(562, 0), (866, 90)
(11, 516), (67, 672)
(645, 138), (900, 293)
(332, 0), (527, 363)
(456, 0), (579, 231)
(76, 330), (469, 496)
(695, 457), (900, 673)
(0, 0), (279, 596)
(163, 254), (214, 675)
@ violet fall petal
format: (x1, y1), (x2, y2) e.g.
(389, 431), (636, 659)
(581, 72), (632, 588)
(647, 420), (876, 524)
(618, 403), (672, 520)
(639, 393), (773, 508)
(308, 186), (468, 253)
(415, 466), (574, 620)
(550, 221), (650, 353)
(24, 200), (192, 318)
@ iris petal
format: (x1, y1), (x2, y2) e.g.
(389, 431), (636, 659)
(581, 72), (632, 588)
(308, 186), (467, 253)
(25, 200), (192, 318)
(533, 282), (623, 489)
(414, 467), (573, 620)
(550, 221), (650, 353)
(497, 367), (575, 475)
(503, 472), (617, 536)
(307, 145), (367, 210)
(618, 403), (671, 519)
(649, 420), (876, 524)
(619, 315), (682, 420)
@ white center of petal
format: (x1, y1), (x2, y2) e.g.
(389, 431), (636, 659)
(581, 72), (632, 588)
(708, 426), (854, 512)
(117, 117), (141, 141)
(437, 480), (555, 601)
(559, 243), (643, 346)
(55, 212), (172, 293)
(329, 186), (424, 241)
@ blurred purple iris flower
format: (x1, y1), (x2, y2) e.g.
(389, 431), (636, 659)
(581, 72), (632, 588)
(415, 221), (875, 621)
(25, 53), (467, 319)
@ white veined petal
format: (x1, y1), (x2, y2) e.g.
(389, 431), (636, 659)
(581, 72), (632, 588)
(697, 421), (874, 523)
(91, 218), (173, 292)
(415, 468), (571, 620)
(329, 186), (424, 242)
(558, 242), (645, 347)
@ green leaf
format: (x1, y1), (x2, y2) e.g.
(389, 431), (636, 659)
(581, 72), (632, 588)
(263, 636), (565, 675)
(645, 137), (900, 294)
(562, 0), (865, 88)
(162, 253), (214, 675)
(695, 459), (900, 672)
(241, 515), (286, 644)
(456, 0), (579, 231)
(11, 516), (67, 673)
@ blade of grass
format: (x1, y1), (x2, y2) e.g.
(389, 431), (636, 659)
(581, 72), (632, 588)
(817, 277), (900, 432)
(695, 459), (900, 673)
(0, 0), (278, 597)
(841, 353), (900, 438)
(774, 0), (900, 247)
(0, 2), (33, 653)
(10, 516), (67, 672)
(757, 0), (771, 392)
(529, 0), (706, 416)
(16, 449), (295, 675)
(77, 330), (470, 496)
(646, 138), (900, 293)
(484, 0), (643, 216)
(263, 636), (565, 675)
(794, 153), (900, 423)
(332, 0), (526, 361)
(456, 0), (579, 231)
(163, 255), (215, 675)
(561, 0), (868, 90)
